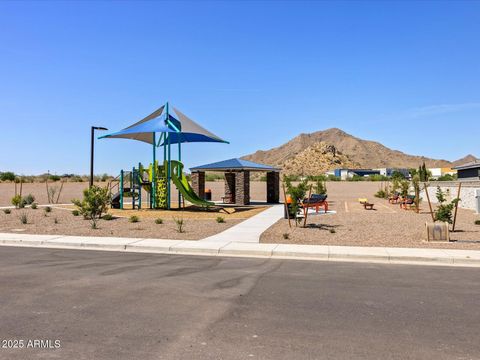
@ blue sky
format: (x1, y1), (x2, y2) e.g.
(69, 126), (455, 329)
(1, 1), (479, 175)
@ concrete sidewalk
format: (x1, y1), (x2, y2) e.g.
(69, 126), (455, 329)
(201, 204), (284, 243)
(1, 232), (480, 267)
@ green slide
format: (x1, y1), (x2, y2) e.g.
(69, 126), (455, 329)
(168, 160), (214, 207)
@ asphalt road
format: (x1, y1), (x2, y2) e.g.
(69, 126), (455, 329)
(0, 247), (479, 360)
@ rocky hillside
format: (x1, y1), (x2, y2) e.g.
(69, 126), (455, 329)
(281, 142), (358, 176)
(242, 128), (474, 175)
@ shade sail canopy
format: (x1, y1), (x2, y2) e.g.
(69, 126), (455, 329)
(190, 158), (280, 172)
(161, 107), (228, 145)
(99, 104), (228, 146)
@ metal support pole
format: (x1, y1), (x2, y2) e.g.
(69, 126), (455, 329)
(178, 142), (182, 208)
(166, 102), (171, 210)
(138, 162), (142, 209)
(120, 170), (124, 210)
(152, 132), (156, 208)
(90, 127), (95, 188)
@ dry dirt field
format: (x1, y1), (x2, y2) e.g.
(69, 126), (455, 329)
(261, 182), (480, 250)
(0, 181), (270, 206)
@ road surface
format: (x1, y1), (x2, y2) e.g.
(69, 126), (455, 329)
(0, 246), (479, 359)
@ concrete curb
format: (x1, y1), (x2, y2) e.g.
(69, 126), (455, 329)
(1, 233), (480, 267)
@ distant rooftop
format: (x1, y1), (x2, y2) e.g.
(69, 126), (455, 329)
(453, 160), (480, 171)
(190, 158), (280, 172)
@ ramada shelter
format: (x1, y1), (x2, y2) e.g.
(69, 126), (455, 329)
(190, 158), (281, 205)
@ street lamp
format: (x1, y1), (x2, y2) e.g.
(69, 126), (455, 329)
(90, 126), (108, 187)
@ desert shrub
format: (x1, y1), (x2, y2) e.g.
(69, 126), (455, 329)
(4, 209), (11, 214)
(0, 171), (16, 182)
(100, 173), (110, 182)
(434, 187), (460, 224)
(173, 217), (185, 233)
(48, 174), (61, 181)
(72, 185), (110, 229)
(23, 194), (35, 205)
(72, 209), (80, 216)
(475, 220), (480, 225)
(374, 189), (387, 199)
(329, 228), (336, 234)
(19, 212), (28, 224)
(53, 217), (59, 224)
(44, 206), (52, 213)
(282, 233), (290, 240)
(11, 195), (22, 208)
(155, 218), (163, 224)
(31, 202), (38, 209)
(103, 213), (114, 220)
(216, 216), (225, 223)
(129, 215), (139, 223)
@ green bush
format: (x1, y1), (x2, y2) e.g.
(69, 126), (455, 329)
(391, 171), (406, 180)
(48, 174), (61, 181)
(282, 233), (290, 240)
(103, 213), (114, 221)
(437, 174), (457, 181)
(72, 209), (80, 216)
(4, 209), (11, 214)
(0, 171), (16, 181)
(31, 203), (38, 209)
(155, 218), (163, 224)
(23, 194), (35, 205)
(19, 212), (28, 224)
(129, 215), (139, 223)
(53, 217), (59, 224)
(475, 220), (480, 225)
(11, 195), (22, 208)
(44, 206), (52, 213)
(374, 189), (387, 199)
(72, 185), (110, 229)
(329, 228), (336, 234)
(216, 216), (225, 223)
(434, 187), (460, 224)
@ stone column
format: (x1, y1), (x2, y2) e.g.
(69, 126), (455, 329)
(191, 171), (205, 199)
(266, 171), (280, 203)
(224, 172), (236, 204)
(235, 170), (250, 205)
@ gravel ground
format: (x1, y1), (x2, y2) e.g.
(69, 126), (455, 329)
(261, 182), (480, 249)
(0, 207), (244, 240)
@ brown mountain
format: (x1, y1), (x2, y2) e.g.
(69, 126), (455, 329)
(242, 128), (469, 175)
(452, 154), (479, 167)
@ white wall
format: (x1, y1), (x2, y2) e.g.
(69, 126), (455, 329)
(420, 181), (480, 213)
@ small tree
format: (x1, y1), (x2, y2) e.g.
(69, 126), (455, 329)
(399, 179), (410, 197)
(72, 185), (110, 229)
(434, 186), (460, 224)
(411, 174), (421, 213)
(283, 176), (309, 223)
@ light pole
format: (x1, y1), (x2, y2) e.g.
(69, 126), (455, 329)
(90, 126), (108, 187)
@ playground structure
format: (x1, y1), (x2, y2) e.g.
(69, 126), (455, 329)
(101, 103), (228, 210)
